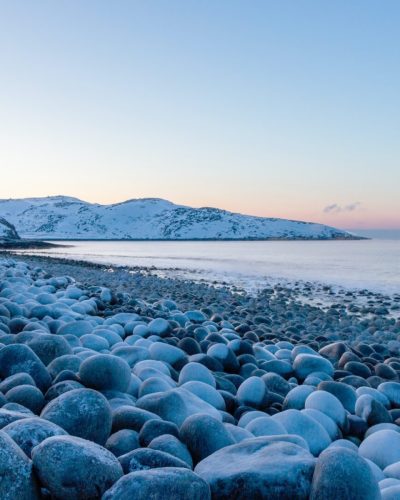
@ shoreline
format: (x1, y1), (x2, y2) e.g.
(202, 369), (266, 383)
(4, 251), (400, 321)
(0, 254), (399, 497)
(11, 235), (368, 241)
(0, 240), (67, 250)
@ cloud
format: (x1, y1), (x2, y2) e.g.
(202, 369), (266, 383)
(323, 203), (340, 214)
(323, 202), (361, 214)
(344, 202), (361, 212)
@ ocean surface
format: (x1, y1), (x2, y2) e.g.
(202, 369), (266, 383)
(16, 239), (400, 295)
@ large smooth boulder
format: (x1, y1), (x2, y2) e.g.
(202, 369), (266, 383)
(359, 430), (400, 469)
(102, 468), (210, 500)
(293, 354), (334, 381)
(236, 376), (267, 408)
(2, 417), (67, 457)
(178, 362), (216, 387)
(5, 385), (44, 415)
(318, 381), (357, 413)
(105, 429), (140, 457)
(149, 342), (186, 366)
(180, 414), (235, 464)
(305, 390), (346, 428)
(148, 434), (193, 467)
(379, 382), (400, 408)
(26, 334), (72, 365)
(123, 448), (190, 473)
(79, 354), (131, 392)
(112, 406), (161, 433)
(41, 388), (112, 445)
(0, 430), (39, 499)
(195, 436), (316, 499)
(180, 381), (225, 410)
(136, 388), (222, 427)
(283, 385), (315, 410)
(272, 409), (331, 456)
(32, 435), (123, 499)
(0, 408), (29, 429)
(309, 448), (380, 499)
(355, 394), (392, 426)
(0, 373), (36, 394)
(0, 344), (51, 392)
(245, 416), (287, 437)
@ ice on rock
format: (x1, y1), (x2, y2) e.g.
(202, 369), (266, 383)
(148, 434), (193, 467)
(32, 435), (123, 499)
(103, 467), (211, 500)
(149, 341), (187, 366)
(195, 436), (316, 499)
(147, 318), (170, 336)
(283, 385), (315, 410)
(0, 430), (39, 499)
(41, 388), (112, 445)
(178, 362), (216, 387)
(136, 388), (222, 427)
(359, 430), (400, 469)
(293, 354), (334, 381)
(180, 413), (235, 464)
(180, 380), (225, 410)
(272, 409), (331, 456)
(309, 448), (381, 500)
(245, 416), (287, 437)
(2, 417), (67, 457)
(78, 354), (131, 392)
(236, 376), (268, 409)
(304, 390), (347, 428)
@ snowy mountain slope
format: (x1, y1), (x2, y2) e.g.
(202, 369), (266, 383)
(0, 217), (20, 240)
(0, 196), (356, 240)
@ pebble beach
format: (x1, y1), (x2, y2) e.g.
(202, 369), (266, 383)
(0, 254), (400, 499)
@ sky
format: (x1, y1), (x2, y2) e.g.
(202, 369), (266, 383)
(0, 1), (399, 230)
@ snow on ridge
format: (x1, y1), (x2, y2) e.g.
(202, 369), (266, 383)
(0, 196), (354, 240)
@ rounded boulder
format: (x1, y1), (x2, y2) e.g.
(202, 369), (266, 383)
(32, 435), (123, 499)
(79, 354), (131, 392)
(41, 388), (112, 445)
(195, 436), (315, 499)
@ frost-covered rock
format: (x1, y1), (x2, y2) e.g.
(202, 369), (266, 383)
(359, 430), (400, 469)
(123, 448), (190, 472)
(293, 354), (334, 381)
(0, 430), (39, 499)
(78, 354), (131, 392)
(272, 409), (331, 456)
(305, 390), (347, 428)
(136, 388), (222, 426)
(0, 344), (51, 392)
(309, 448), (381, 499)
(180, 414), (235, 464)
(102, 467), (211, 500)
(195, 436), (316, 499)
(236, 376), (268, 408)
(32, 435), (123, 499)
(41, 388), (112, 445)
(178, 362), (216, 387)
(2, 417), (67, 457)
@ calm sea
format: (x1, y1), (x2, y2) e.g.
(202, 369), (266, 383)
(16, 238), (400, 295)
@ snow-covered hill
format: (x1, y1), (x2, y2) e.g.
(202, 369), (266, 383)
(0, 196), (356, 240)
(0, 217), (20, 240)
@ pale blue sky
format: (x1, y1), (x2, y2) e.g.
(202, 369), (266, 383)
(0, 1), (399, 228)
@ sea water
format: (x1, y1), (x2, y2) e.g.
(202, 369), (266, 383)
(16, 238), (400, 295)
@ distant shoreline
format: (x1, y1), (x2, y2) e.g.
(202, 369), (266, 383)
(0, 240), (68, 250)
(11, 235), (367, 242)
